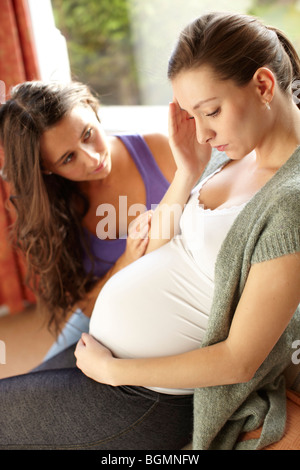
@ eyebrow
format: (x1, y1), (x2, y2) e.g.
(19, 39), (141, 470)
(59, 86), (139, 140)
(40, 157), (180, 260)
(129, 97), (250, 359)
(54, 125), (88, 166)
(192, 97), (218, 110)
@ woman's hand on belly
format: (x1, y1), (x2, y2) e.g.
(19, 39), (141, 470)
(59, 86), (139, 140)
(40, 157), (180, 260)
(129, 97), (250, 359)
(76, 254), (300, 389)
(75, 333), (116, 385)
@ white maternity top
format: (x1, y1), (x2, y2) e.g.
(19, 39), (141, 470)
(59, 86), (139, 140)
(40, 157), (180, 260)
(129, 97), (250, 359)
(89, 168), (247, 394)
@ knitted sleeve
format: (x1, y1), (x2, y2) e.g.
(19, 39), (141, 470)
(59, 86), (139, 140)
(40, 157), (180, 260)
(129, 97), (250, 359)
(251, 185), (300, 264)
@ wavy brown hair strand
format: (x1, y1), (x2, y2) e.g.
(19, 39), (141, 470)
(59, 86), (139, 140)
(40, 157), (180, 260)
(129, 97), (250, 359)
(0, 81), (100, 335)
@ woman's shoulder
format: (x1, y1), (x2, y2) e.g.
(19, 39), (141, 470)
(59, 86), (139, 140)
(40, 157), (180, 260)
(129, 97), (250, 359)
(270, 151), (300, 211)
(142, 133), (177, 183)
(272, 180), (300, 220)
(142, 132), (171, 156)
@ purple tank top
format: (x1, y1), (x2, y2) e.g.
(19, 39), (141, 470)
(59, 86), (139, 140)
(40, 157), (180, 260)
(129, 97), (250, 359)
(82, 134), (170, 278)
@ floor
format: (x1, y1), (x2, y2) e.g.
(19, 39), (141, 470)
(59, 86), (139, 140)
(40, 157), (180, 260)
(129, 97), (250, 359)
(0, 305), (56, 379)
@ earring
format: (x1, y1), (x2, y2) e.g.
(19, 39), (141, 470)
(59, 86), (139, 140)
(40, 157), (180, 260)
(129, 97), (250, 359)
(44, 170), (53, 175)
(265, 101), (271, 110)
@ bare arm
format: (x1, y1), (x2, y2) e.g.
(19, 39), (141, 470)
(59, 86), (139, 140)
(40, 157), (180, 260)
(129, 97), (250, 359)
(75, 252), (300, 388)
(145, 102), (211, 253)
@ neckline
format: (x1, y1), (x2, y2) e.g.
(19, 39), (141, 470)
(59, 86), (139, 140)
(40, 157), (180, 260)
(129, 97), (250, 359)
(196, 145), (300, 213)
(196, 164), (242, 213)
(197, 199), (248, 214)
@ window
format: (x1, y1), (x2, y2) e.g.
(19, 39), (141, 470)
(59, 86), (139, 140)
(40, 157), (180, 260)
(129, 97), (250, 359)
(49, 0), (253, 106)
(50, 0), (300, 104)
(28, 0), (71, 82)
(30, 0), (300, 131)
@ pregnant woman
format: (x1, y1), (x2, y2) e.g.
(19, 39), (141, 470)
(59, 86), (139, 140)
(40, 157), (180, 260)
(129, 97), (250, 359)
(0, 12), (299, 450)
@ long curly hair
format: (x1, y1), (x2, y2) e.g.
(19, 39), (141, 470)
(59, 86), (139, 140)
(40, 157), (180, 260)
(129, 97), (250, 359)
(0, 81), (101, 335)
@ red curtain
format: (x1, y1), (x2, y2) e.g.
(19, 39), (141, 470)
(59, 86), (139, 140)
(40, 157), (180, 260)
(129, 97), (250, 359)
(0, 0), (41, 314)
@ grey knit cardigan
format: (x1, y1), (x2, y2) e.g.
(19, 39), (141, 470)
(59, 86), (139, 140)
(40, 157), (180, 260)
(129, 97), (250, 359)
(192, 146), (300, 450)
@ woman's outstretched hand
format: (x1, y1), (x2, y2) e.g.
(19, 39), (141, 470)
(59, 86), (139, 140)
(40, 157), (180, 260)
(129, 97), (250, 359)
(168, 100), (212, 180)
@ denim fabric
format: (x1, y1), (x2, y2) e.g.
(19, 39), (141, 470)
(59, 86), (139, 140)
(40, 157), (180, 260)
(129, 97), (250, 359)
(43, 309), (89, 362)
(34, 343), (78, 371)
(0, 366), (193, 450)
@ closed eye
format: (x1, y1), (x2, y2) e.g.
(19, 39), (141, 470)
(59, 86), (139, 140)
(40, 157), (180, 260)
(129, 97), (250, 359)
(206, 107), (221, 118)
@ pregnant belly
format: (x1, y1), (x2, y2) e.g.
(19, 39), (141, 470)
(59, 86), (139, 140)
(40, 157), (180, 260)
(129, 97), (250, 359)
(89, 240), (214, 360)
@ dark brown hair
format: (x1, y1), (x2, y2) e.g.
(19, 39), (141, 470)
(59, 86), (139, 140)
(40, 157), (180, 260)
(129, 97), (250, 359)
(168, 12), (300, 108)
(0, 81), (101, 334)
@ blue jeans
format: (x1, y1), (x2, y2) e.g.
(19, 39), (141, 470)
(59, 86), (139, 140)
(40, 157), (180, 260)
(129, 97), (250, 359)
(43, 309), (89, 362)
(0, 348), (193, 450)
